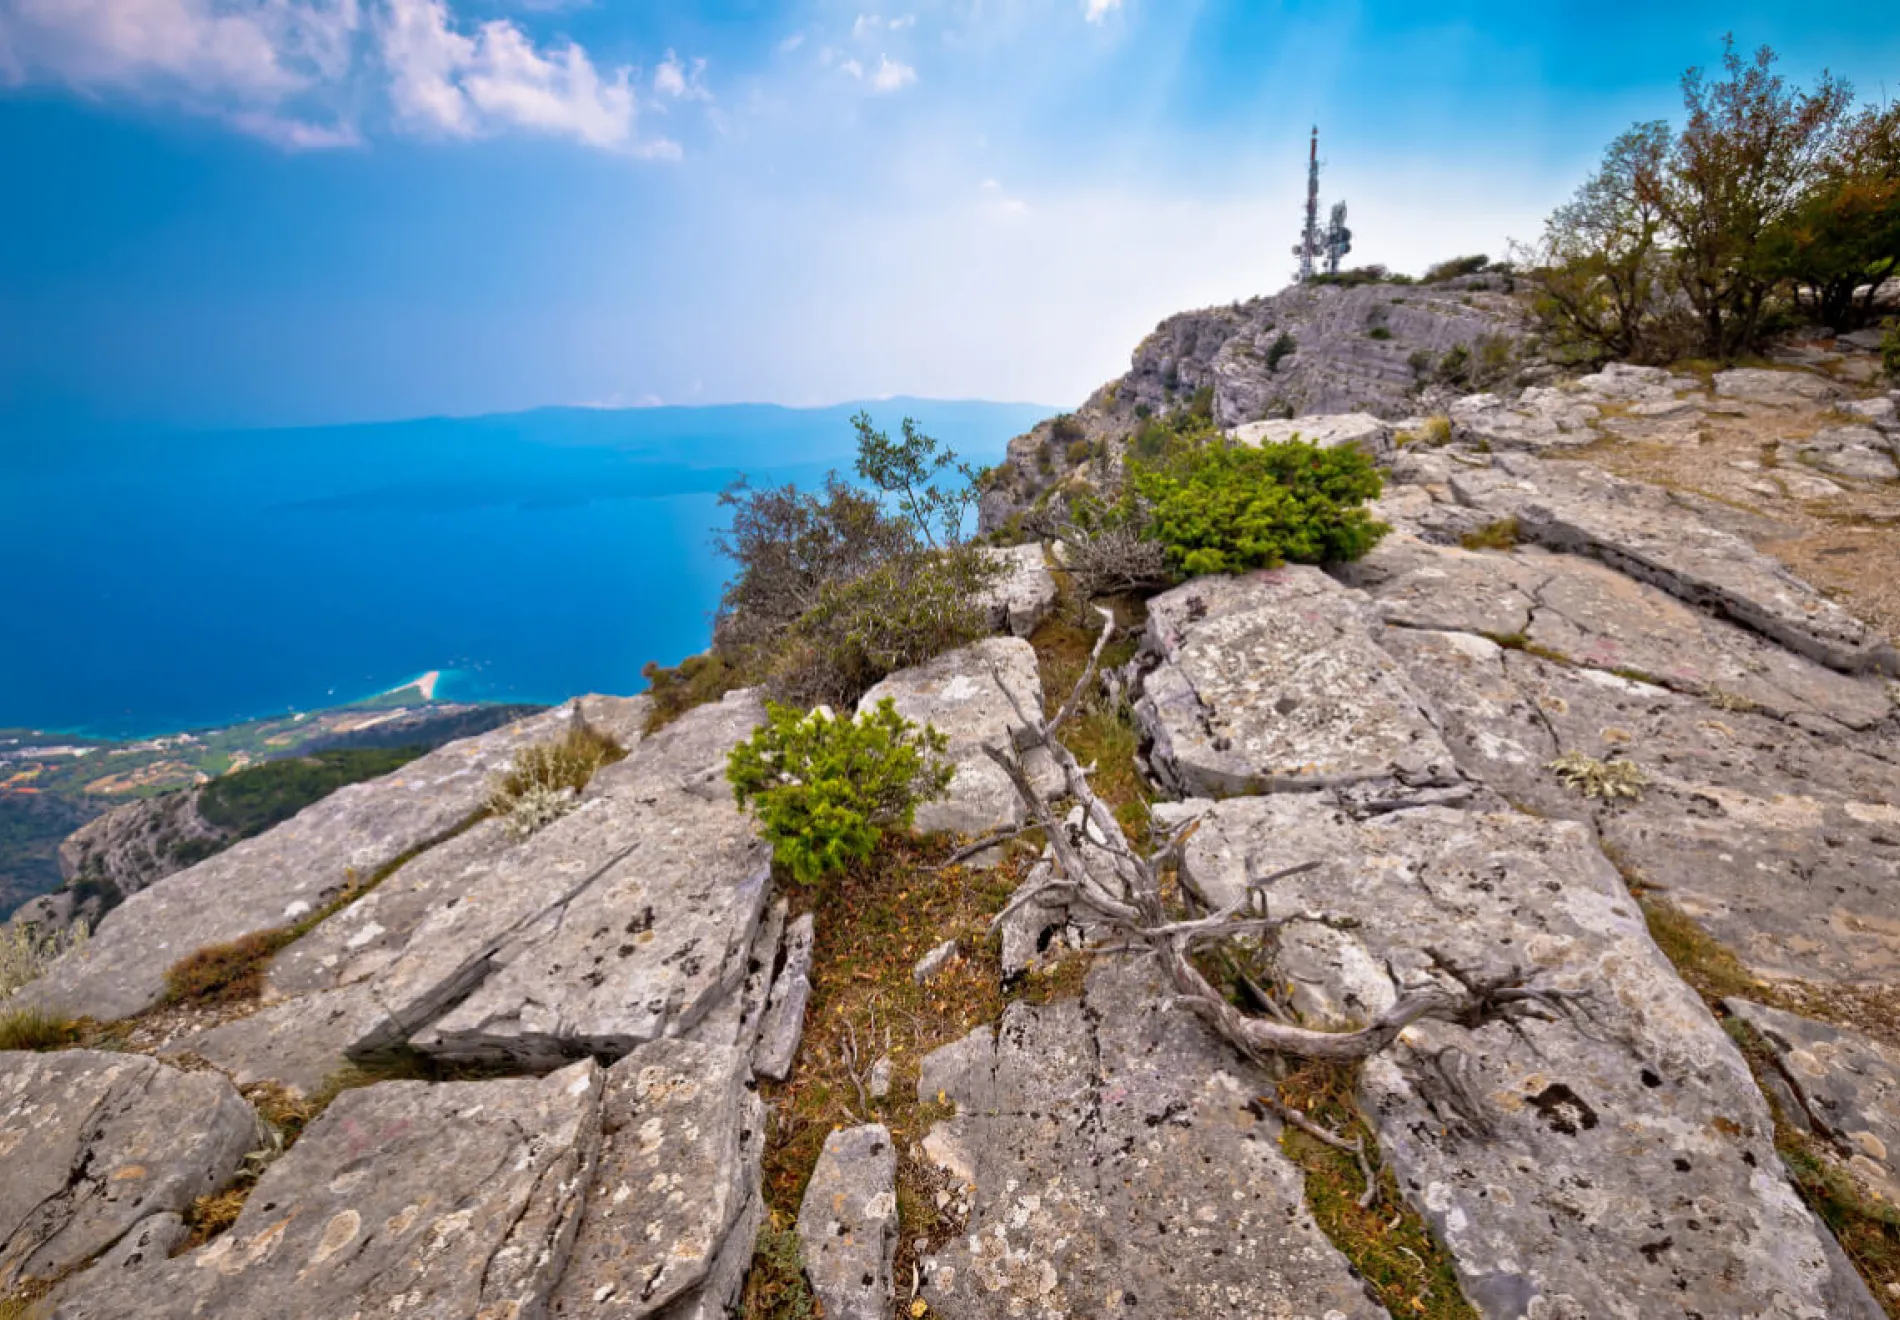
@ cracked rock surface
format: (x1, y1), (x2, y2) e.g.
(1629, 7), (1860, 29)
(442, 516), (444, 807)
(52, 1061), (606, 1320)
(1135, 566), (1461, 801)
(8, 701), (620, 1023)
(917, 961), (1387, 1320)
(1181, 797), (1878, 1318)
(0, 1051), (259, 1292)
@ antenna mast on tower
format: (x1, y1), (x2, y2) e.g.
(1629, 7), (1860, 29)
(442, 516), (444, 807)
(1291, 125), (1321, 283)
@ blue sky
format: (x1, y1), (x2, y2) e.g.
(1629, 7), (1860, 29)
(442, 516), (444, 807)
(3, 1), (1898, 429)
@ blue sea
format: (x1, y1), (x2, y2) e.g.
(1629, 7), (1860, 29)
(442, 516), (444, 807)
(2, 399), (1053, 737)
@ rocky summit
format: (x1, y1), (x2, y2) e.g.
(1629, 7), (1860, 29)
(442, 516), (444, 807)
(5, 322), (1900, 1320)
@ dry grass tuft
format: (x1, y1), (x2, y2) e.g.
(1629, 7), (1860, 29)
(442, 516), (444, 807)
(0, 1006), (84, 1052)
(1459, 517), (1521, 551)
(487, 716), (627, 839)
(162, 931), (292, 1007)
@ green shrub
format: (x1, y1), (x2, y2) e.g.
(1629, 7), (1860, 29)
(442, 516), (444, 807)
(1421, 254), (1490, 283)
(642, 652), (746, 731)
(1066, 438), (1094, 465)
(1882, 320), (1900, 381)
(1366, 326), (1394, 341)
(1435, 343), (1473, 388)
(769, 549), (998, 707)
(1129, 439), (1389, 577)
(727, 700), (953, 885)
(486, 716), (626, 839)
(1265, 331), (1298, 372)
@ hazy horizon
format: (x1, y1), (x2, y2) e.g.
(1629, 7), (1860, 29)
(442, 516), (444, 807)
(7, 2), (1898, 432)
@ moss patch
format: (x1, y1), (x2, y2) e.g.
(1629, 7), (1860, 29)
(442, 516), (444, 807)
(1275, 1060), (1477, 1320)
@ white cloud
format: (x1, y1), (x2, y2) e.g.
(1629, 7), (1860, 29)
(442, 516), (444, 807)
(378, 0), (663, 152)
(653, 48), (708, 101)
(0, 0), (689, 154)
(0, 0), (361, 144)
(777, 32), (804, 54)
(980, 177), (1027, 216)
(870, 53), (914, 92)
(1083, 0), (1121, 23)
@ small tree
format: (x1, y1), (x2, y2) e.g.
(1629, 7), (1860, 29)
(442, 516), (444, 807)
(1660, 39), (1854, 357)
(712, 475), (915, 652)
(1763, 100), (1900, 329)
(852, 412), (983, 548)
(727, 700), (953, 885)
(1518, 122), (1674, 362)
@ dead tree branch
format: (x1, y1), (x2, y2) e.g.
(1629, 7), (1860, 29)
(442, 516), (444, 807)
(982, 605), (1587, 1076)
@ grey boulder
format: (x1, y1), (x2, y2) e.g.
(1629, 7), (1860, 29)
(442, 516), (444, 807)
(549, 1039), (760, 1317)
(0, 1050), (259, 1291)
(796, 1124), (898, 1320)
(977, 543), (1059, 638)
(53, 1060), (606, 1320)
(857, 637), (1060, 839)
(1133, 567), (1459, 799)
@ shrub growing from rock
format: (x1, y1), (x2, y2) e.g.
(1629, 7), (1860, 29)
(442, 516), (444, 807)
(485, 715), (626, 840)
(768, 548), (998, 707)
(0, 917), (87, 997)
(1129, 439), (1389, 577)
(727, 700), (953, 885)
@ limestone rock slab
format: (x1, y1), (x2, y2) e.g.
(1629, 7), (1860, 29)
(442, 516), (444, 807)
(1728, 999), (1900, 1209)
(267, 816), (514, 998)
(978, 543), (1059, 638)
(1445, 453), (1896, 674)
(857, 637), (1059, 838)
(917, 962), (1385, 1320)
(1354, 536), (1893, 728)
(0, 1050), (258, 1291)
(11, 702), (593, 1022)
(1181, 796), (1874, 1319)
(796, 1124), (897, 1320)
(1380, 629), (1900, 987)
(164, 982), (394, 1097)
(753, 913), (813, 1082)
(363, 693), (767, 1063)
(53, 1061), (605, 1320)
(1230, 410), (1392, 459)
(1714, 367), (1842, 408)
(1134, 567), (1458, 798)
(411, 785), (769, 1068)
(549, 1040), (756, 1317)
